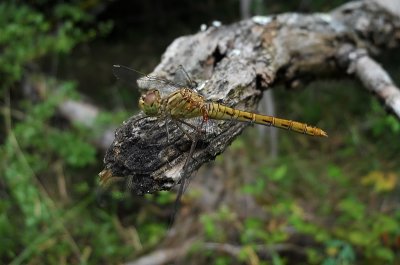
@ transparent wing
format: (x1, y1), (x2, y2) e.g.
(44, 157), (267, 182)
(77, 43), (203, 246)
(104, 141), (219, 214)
(137, 76), (180, 97)
(112, 65), (145, 86)
(112, 65), (181, 97)
(173, 65), (197, 89)
(175, 117), (221, 139)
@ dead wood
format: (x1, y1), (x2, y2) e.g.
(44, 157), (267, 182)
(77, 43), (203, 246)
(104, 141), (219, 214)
(100, 0), (400, 195)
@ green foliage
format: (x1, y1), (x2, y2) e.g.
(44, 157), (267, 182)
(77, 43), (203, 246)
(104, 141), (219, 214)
(214, 256), (233, 265)
(322, 240), (355, 265)
(138, 222), (167, 247)
(0, 2), (121, 264)
(0, 2), (112, 90)
(200, 205), (237, 242)
(200, 214), (219, 240)
(144, 191), (175, 205)
(204, 76), (399, 264)
(1, 80), (97, 262)
(369, 100), (400, 136)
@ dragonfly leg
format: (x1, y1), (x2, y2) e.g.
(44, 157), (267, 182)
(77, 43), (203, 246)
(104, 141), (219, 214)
(172, 119), (204, 166)
(140, 118), (172, 147)
(170, 119), (204, 225)
(176, 119), (198, 130)
(173, 120), (196, 142)
(166, 119), (171, 143)
(170, 131), (199, 225)
(176, 118), (208, 136)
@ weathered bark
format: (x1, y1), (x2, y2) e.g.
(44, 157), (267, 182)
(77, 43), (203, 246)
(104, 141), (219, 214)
(101, 0), (400, 195)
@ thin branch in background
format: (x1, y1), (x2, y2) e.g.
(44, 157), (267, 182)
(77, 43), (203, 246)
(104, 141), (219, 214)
(242, 0), (279, 156)
(124, 238), (196, 265)
(258, 89), (278, 158)
(240, 0), (251, 19)
(58, 99), (116, 150)
(336, 46), (400, 118)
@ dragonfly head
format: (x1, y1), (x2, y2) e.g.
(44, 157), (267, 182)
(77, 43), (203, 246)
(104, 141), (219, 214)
(139, 90), (161, 116)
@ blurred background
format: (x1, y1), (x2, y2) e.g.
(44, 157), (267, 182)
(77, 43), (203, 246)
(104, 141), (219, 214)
(1, 0), (400, 264)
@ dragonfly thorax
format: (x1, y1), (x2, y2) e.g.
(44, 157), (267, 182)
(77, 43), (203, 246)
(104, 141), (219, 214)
(139, 90), (162, 116)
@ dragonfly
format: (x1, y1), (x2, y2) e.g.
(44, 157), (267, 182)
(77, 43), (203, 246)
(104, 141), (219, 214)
(111, 65), (328, 137)
(102, 64), (328, 217)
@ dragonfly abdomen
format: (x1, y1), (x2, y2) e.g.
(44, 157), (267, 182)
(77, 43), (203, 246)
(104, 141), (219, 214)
(206, 102), (327, 137)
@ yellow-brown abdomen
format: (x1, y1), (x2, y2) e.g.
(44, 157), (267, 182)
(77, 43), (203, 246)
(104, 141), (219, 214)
(206, 102), (328, 137)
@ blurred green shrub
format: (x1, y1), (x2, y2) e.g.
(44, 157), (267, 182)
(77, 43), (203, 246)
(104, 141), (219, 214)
(0, 2), (122, 264)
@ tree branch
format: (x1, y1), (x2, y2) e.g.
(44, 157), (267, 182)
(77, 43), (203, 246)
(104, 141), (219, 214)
(100, 0), (400, 195)
(58, 100), (116, 150)
(336, 46), (400, 117)
(124, 238), (195, 265)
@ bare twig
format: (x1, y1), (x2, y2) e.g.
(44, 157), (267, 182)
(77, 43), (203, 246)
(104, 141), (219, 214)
(124, 239), (195, 265)
(336, 46), (400, 117)
(58, 100), (116, 150)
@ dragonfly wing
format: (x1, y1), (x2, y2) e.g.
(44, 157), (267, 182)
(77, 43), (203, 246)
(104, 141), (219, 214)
(173, 65), (197, 89)
(113, 64), (180, 96)
(176, 117), (221, 139)
(112, 65), (144, 86)
(137, 76), (179, 97)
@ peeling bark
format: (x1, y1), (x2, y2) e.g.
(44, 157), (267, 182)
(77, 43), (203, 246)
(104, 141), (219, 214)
(100, 0), (400, 195)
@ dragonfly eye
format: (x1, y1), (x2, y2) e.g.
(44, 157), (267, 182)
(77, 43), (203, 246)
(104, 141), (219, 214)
(139, 90), (160, 116)
(144, 91), (157, 105)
